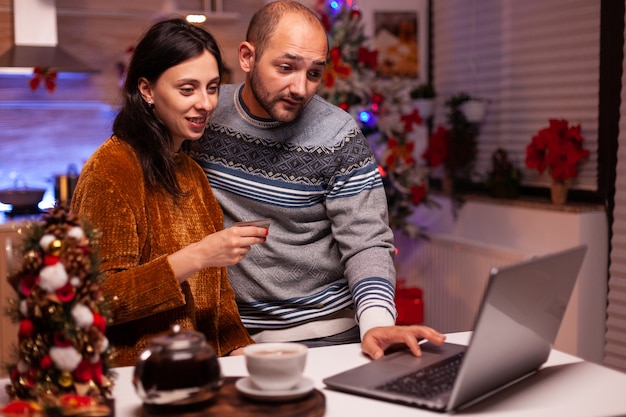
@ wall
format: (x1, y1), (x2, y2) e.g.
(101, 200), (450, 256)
(397, 195), (608, 363)
(0, 0), (262, 208)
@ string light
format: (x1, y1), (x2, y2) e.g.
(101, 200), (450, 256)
(358, 110), (372, 124)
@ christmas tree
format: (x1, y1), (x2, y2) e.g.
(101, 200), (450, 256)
(3, 205), (115, 416)
(315, 0), (433, 238)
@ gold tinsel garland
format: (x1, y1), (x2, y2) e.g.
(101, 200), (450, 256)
(2, 205), (115, 416)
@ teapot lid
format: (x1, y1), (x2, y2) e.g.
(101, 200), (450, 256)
(150, 324), (206, 351)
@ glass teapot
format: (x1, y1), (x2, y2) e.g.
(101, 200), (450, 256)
(133, 324), (223, 406)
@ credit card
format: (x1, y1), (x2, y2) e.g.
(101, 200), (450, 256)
(233, 218), (272, 230)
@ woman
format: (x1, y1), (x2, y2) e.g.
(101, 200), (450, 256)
(71, 19), (267, 366)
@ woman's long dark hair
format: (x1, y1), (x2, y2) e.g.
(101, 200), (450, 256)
(114, 18), (224, 197)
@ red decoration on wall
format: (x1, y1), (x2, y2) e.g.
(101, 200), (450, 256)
(29, 66), (57, 93)
(357, 47), (377, 69)
(400, 108), (423, 133)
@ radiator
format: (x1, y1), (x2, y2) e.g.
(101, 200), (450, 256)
(395, 233), (528, 333)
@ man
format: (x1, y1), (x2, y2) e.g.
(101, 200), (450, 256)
(189, 0), (444, 360)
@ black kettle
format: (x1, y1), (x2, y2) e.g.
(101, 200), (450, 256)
(133, 325), (224, 408)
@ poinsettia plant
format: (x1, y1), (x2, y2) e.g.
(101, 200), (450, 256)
(421, 93), (480, 193)
(525, 118), (589, 182)
(422, 125), (449, 169)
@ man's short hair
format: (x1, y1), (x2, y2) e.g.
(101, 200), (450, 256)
(246, 0), (327, 60)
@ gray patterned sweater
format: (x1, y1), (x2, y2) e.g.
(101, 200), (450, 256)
(189, 83), (397, 342)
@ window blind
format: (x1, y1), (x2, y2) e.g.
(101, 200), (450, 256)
(605, 9), (626, 373)
(432, 0), (600, 191)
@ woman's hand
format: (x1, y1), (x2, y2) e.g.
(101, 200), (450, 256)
(195, 225), (268, 267)
(229, 347), (246, 356)
(168, 225), (268, 282)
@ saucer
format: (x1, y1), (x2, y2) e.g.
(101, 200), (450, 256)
(235, 377), (315, 402)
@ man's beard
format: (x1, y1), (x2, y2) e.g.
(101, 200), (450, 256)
(249, 68), (307, 123)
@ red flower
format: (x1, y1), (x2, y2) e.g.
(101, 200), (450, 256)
(357, 47), (377, 68)
(525, 119), (589, 181)
(410, 184), (427, 205)
(385, 137), (415, 168)
(400, 108), (423, 133)
(422, 125), (449, 168)
(324, 47), (352, 88)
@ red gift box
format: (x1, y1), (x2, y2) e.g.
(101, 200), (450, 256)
(394, 278), (424, 325)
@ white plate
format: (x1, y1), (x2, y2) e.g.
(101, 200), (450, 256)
(235, 377), (315, 402)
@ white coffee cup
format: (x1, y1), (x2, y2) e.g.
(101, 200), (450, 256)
(243, 342), (307, 391)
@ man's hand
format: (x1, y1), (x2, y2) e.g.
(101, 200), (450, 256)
(361, 325), (446, 360)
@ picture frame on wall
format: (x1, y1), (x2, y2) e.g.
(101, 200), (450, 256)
(357, 0), (429, 83)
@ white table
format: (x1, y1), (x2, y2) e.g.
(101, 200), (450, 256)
(2, 332), (626, 416)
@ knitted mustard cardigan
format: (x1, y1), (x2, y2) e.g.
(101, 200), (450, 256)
(71, 136), (253, 367)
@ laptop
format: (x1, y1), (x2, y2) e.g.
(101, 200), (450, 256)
(323, 244), (587, 413)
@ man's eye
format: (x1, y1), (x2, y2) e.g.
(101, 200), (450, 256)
(279, 65), (292, 72)
(308, 70), (323, 80)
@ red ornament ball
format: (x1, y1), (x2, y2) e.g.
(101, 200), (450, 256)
(18, 319), (34, 339)
(40, 355), (53, 370)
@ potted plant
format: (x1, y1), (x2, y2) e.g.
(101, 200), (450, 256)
(409, 83), (436, 119)
(525, 118), (589, 205)
(441, 92), (480, 192)
(485, 148), (522, 198)
(460, 100), (488, 123)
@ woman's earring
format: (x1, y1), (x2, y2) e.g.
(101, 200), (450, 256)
(147, 101), (154, 109)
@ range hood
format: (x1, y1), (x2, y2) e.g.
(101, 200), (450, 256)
(0, 0), (98, 75)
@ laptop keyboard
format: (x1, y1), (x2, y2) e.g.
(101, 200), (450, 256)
(376, 352), (465, 399)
